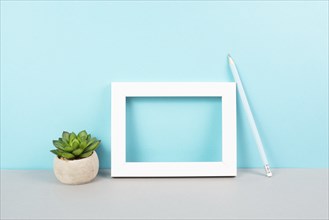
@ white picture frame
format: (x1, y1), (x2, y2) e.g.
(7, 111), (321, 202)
(111, 82), (236, 177)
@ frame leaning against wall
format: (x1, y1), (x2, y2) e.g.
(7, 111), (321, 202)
(111, 82), (236, 177)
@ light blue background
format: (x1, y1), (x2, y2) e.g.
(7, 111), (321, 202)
(1, 1), (328, 169)
(126, 97), (222, 162)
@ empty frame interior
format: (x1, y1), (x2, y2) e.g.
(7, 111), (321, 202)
(126, 97), (222, 162)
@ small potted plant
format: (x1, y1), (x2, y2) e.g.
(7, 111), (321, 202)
(50, 130), (101, 184)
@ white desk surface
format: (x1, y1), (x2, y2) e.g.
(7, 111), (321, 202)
(1, 169), (328, 219)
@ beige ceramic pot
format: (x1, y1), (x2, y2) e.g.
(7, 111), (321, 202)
(54, 152), (99, 184)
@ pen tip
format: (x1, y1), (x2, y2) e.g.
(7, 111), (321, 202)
(264, 164), (272, 177)
(228, 54), (231, 58)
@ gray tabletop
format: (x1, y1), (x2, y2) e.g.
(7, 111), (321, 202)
(1, 169), (328, 219)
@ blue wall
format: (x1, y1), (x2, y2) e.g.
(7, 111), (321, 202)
(1, 1), (328, 169)
(126, 97), (223, 163)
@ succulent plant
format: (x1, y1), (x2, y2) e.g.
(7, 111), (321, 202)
(50, 130), (101, 160)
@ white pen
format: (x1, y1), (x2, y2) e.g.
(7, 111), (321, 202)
(228, 54), (272, 177)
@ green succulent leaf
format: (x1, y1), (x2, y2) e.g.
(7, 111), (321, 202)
(61, 152), (75, 159)
(59, 138), (70, 147)
(84, 140), (101, 153)
(63, 146), (74, 152)
(57, 149), (65, 154)
(62, 131), (70, 143)
(80, 140), (88, 150)
(79, 151), (93, 158)
(72, 148), (84, 156)
(86, 134), (91, 142)
(71, 139), (80, 149)
(69, 132), (76, 143)
(87, 137), (97, 147)
(78, 130), (88, 140)
(50, 149), (62, 156)
(53, 140), (65, 151)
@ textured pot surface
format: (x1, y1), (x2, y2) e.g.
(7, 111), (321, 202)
(54, 152), (99, 185)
